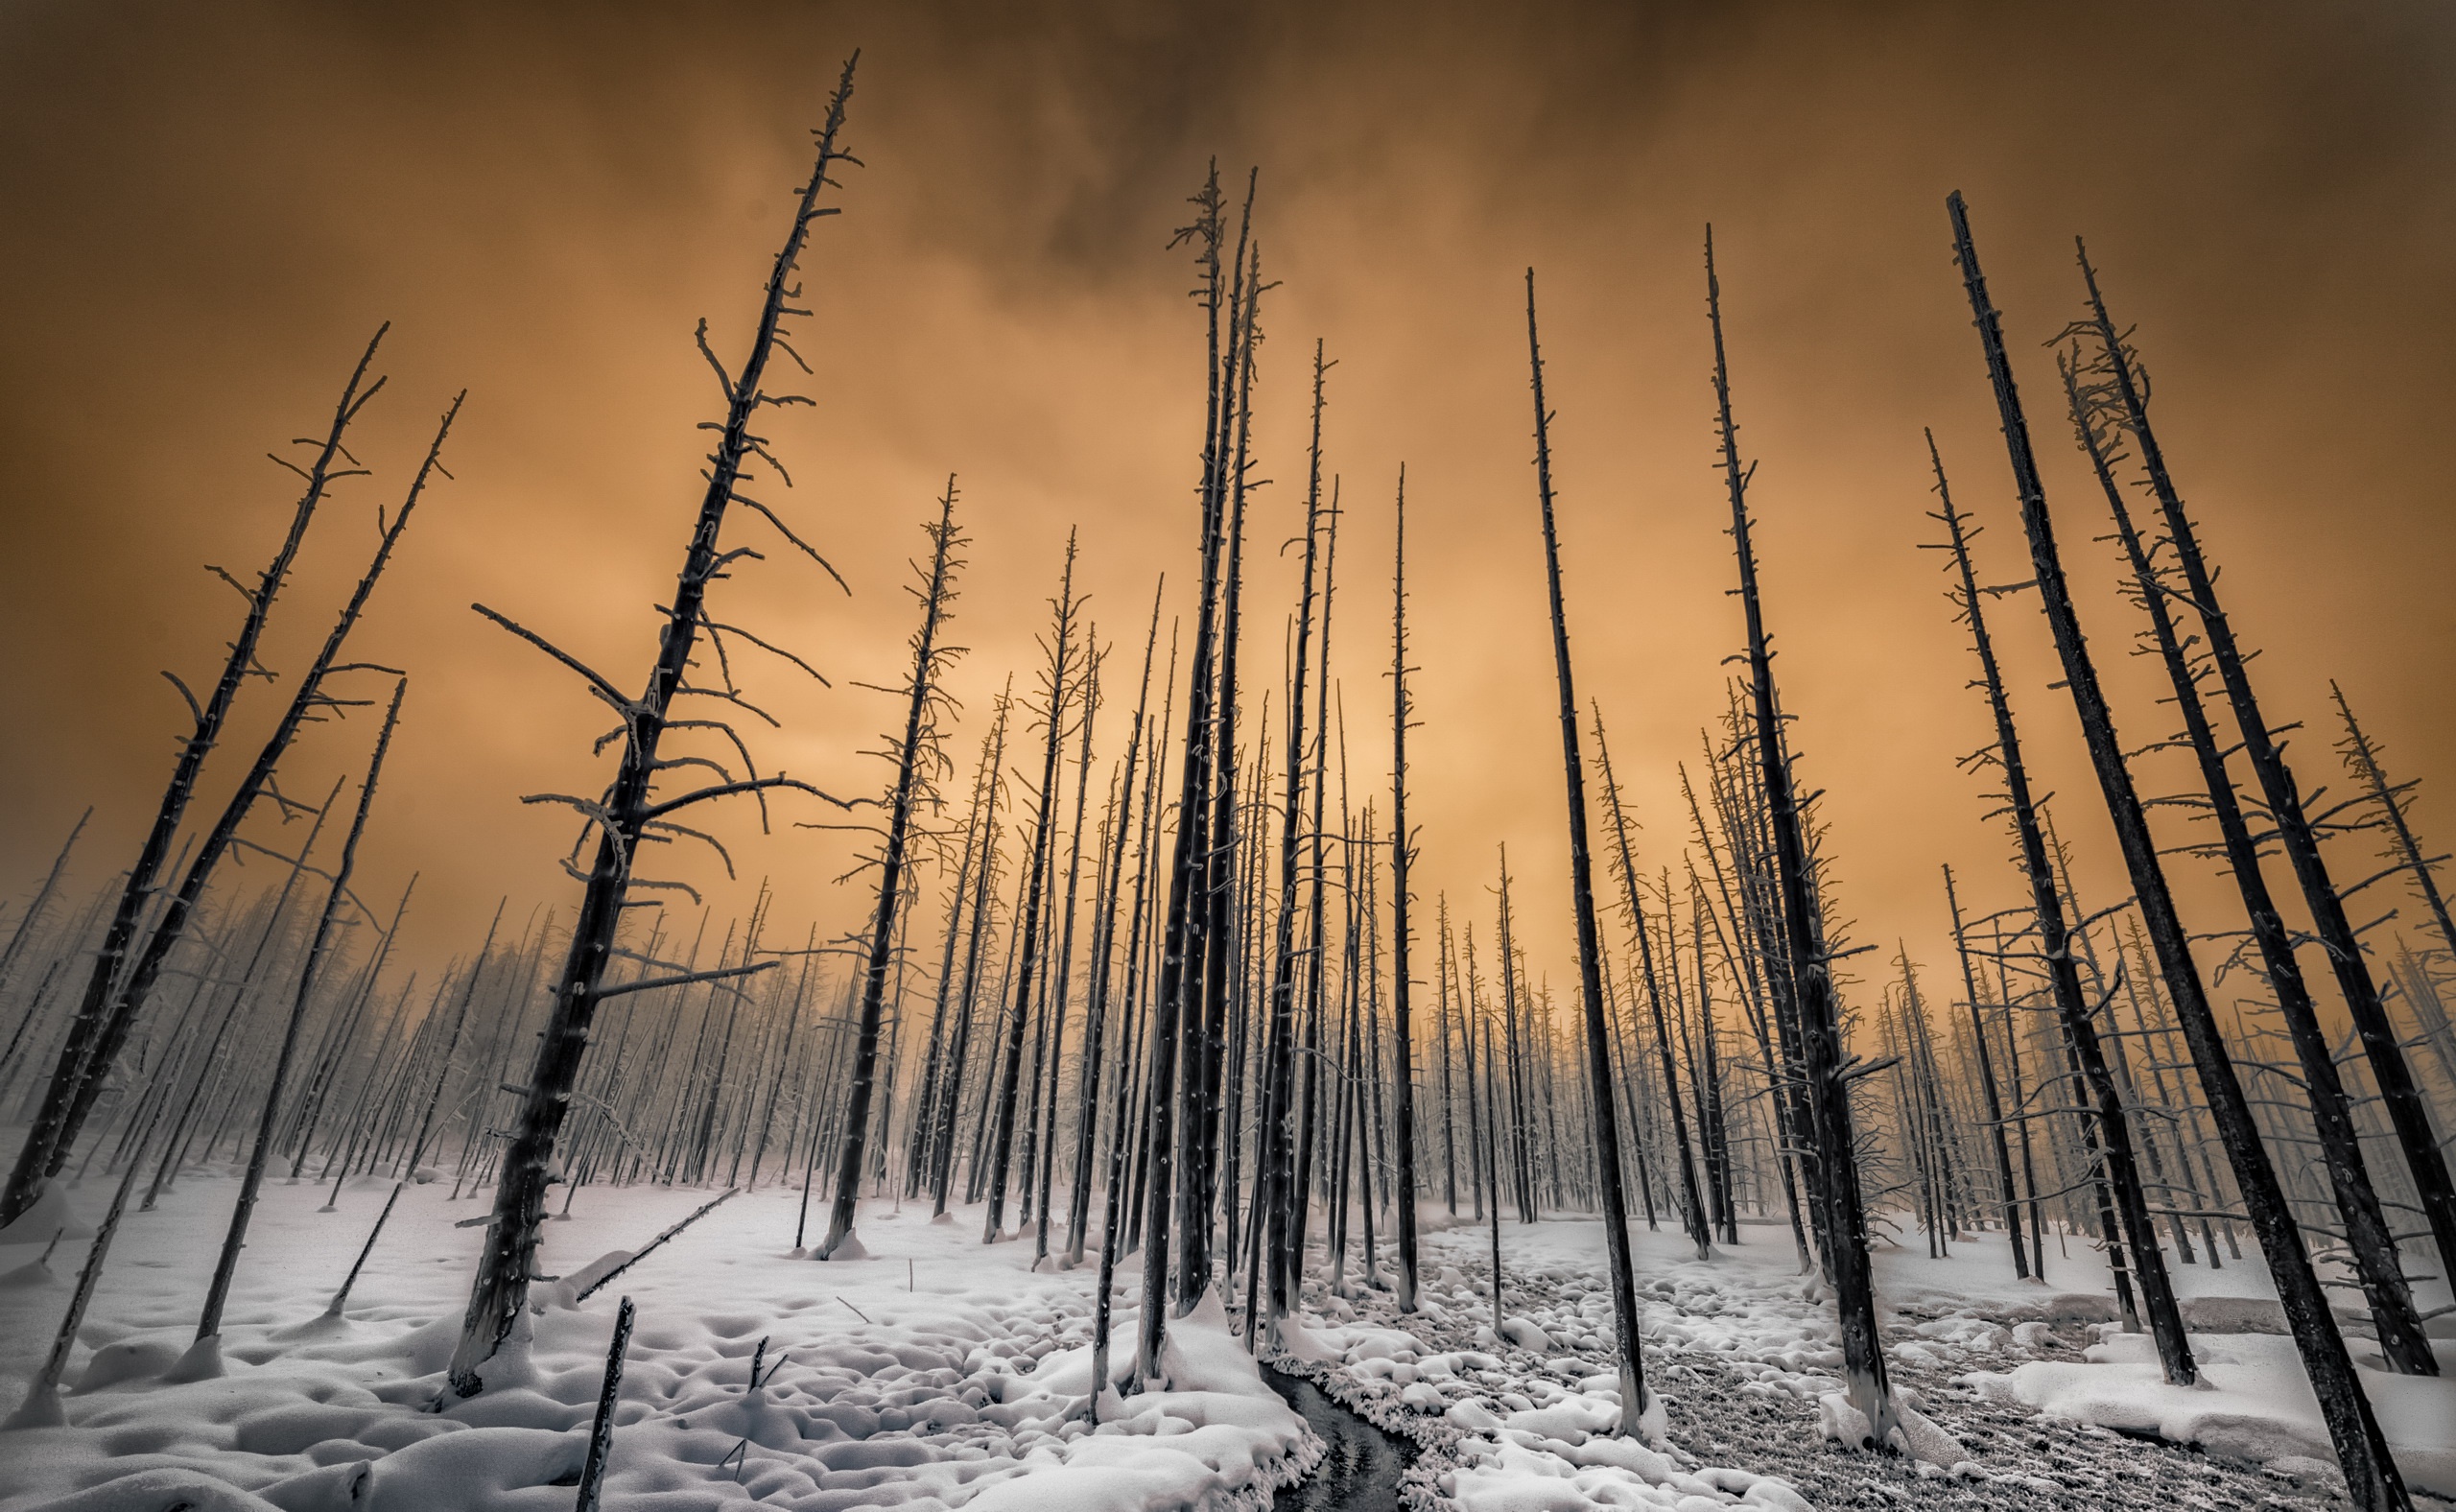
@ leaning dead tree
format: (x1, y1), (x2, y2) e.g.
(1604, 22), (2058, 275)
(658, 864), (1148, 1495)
(182, 678), (406, 1378)
(2076, 246), (2456, 1305)
(1923, 432), (2192, 1382)
(1946, 190), (2407, 1511)
(53, 390), (460, 1185)
(2332, 684), (2456, 964)
(1706, 229), (1897, 1447)
(815, 479), (966, 1260)
(447, 59), (861, 1397)
(1594, 716), (1714, 1264)
(1523, 269), (1652, 1434)
(0, 330), (388, 1229)
(2062, 361), (2434, 1373)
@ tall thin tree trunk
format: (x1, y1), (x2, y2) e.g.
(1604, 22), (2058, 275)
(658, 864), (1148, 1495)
(1925, 432), (2191, 1376)
(1523, 270), (1652, 1432)
(2079, 249), (2456, 1305)
(1948, 192), (2406, 1509)
(1706, 229), (1896, 1444)
(819, 482), (964, 1259)
(449, 66), (859, 1393)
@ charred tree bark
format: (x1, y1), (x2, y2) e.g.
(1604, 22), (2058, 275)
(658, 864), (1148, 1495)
(2063, 367), (2432, 1371)
(1925, 433), (2192, 1379)
(1524, 270), (1652, 1431)
(1948, 191), (2406, 1510)
(447, 66), (859, 1395)
(1707, 229), (1896, 1444)
(818, 482), (964, 1259)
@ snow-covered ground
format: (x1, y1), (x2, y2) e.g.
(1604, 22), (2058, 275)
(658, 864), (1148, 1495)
(1281, 1212), (2455, 1510)
(3, 1173), (2451, 1510)
(0, 1173), (1310, 1512)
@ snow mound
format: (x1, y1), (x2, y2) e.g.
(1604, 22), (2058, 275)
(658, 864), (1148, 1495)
(1978, 1330), (2456, 1496)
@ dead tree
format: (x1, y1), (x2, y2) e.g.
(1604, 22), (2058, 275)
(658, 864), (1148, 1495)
(447, 63), (860, 1396)
(182, 678), (405, 1375)
(2075, 251), (2456, 1298)
(1524, 270), (1652, 1432)
(1137, 164), (1247, 1379)
(1706, 229), (1896, 1444)
(1035, 641), (1101, 1264)
(51, 389), (460, 1189)
(1387, 465), (1422, 1311)
(1923, 434), (2192, 1378)
(1594, 719), (1713, 1261)
(1942, 866), (2028, 1277)
(1948, 191), (2407, 1511)
(2063, 367), (2433, 1371)
(1253, 345), (1333, 1335)
(1190, 232), (1263, 1305)
(981, 537), (1083, 1242)
(0, 333), (388, 1228)
(1070, 585), (1164, 1264)
(816, 480), (964, 1259)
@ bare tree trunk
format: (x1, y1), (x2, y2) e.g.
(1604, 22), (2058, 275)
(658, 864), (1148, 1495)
(982, 539), (1083, 1243)
(1925, 435), (2192, 1377)
(1948, 192), (2406, 1510)
(1136, 166), (1237, 1382)
(2062, 372), (2431, 1369)
(1072, 590), (1163, 1263)
(1706, 229), (1897, 1445)
(186, 679), (405, 1372)
(1594, 722), (1713, 1261)
(1388, 469), (1421, 1311)
(2078, 249), (2456, 1304)
(1523, 270), (1652, 1431)
(1254, 344), (1333, 1335)
(448, 65), (859, 1394)
(1944, 867), (2028, 1277)
(1034, 637), (1101, 1264)
(0, 336), (389, 1227)
(819, 483), (964, 1259)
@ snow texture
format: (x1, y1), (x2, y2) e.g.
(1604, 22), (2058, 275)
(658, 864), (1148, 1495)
(0, 1175), (1312, 1512)
(8, 1170), (2450, 1511)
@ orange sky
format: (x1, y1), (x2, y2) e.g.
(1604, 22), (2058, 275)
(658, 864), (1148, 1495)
(2, 0), (2451, 1013)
